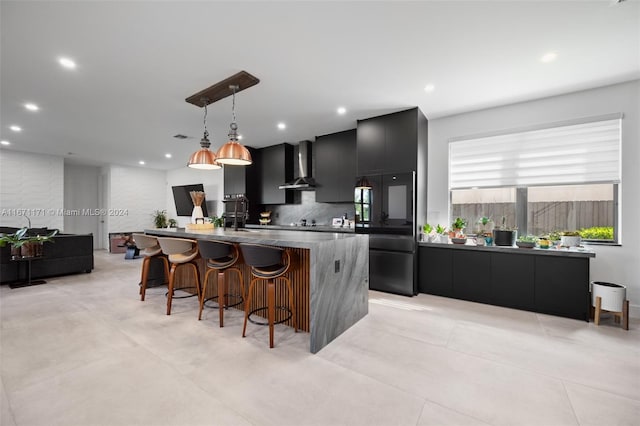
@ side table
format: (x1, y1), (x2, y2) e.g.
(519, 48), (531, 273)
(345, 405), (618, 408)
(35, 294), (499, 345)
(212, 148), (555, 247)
(9, 256), (47, 289)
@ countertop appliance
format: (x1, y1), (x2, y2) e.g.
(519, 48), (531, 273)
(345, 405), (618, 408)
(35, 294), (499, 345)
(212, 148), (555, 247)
(355, 171), (417, 296)
(223, 194), (249, 230)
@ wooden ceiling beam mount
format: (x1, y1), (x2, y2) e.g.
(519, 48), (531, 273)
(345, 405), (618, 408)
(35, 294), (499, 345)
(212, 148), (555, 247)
(185, 71), (260, 107)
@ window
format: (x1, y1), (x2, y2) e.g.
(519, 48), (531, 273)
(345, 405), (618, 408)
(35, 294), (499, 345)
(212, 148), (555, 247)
(354, 188), (371, 224)
(449, 115), (621, 243)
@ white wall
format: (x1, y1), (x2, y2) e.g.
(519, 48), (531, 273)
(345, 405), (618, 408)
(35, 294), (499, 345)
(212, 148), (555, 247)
(64, 164), (100, 247)
(165, 167), (224, 228)
(106, 165), (167, 234)
(0, 150), (64, 230)
(424, 80), (640, 316)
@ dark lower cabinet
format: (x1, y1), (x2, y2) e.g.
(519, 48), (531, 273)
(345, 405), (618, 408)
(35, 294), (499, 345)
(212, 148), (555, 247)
(418, 245), (591, 321)
(535, 256), (590, 320)
(418, 247), (453, 297)
(452, 251), (491, 304)
(491, 253), (535, 310)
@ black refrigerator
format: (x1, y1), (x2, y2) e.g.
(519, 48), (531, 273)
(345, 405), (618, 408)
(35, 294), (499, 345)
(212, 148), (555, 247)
(355, 171), (417, 296)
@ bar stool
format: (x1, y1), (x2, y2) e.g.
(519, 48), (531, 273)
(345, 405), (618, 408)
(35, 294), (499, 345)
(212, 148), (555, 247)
(197, 240), (244, 327)
(157, 237), (201, 315)
(132, 233), (169, 301)
(239, 243), (297, 348)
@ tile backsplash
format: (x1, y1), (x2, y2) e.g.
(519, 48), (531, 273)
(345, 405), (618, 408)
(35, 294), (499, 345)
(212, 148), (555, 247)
(262, 191), (354, 226)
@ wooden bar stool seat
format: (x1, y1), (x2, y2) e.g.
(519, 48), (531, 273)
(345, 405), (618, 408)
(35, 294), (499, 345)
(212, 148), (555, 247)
(239, 243), (297, 348)
(197, 240), (244, 327)
(132, 233), (169, 301)
(157, 237), (201, 315)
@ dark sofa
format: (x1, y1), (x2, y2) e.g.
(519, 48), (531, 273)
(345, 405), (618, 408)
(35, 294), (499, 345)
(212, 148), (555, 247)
(0, 227), (94, 284)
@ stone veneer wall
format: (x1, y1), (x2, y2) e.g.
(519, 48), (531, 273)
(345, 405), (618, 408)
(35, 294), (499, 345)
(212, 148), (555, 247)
(264, 191), (355, 226)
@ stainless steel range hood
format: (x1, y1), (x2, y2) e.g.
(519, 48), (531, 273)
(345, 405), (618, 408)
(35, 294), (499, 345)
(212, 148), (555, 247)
(278, 140), (316, 190)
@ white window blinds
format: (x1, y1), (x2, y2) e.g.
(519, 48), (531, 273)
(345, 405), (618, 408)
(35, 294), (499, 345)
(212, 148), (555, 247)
(449, 116), (622, 189)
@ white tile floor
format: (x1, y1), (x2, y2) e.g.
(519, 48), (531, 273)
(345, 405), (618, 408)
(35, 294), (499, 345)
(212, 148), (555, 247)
(1, 250), (639, 426)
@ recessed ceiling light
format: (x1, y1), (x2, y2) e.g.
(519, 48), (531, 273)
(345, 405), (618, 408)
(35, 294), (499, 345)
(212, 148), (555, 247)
(337, 107), (347, 115)
(58, 57), (77, 69)
(277, 123), (286, 130)
(138, 161), (145, 165)
(540, 51), (558, 63)
(165, 153), (172, 159)
(424, 84), (435, 93)
(24, 103), (39, 111)
(9, 125), (22, 132)
(0, 140), (10, 146)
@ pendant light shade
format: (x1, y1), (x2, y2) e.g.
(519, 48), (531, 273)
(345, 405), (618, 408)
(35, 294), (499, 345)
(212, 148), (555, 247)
(215, 85), (252, 166)
(188, 100), (221, 170)
(355, 176), (372, 189)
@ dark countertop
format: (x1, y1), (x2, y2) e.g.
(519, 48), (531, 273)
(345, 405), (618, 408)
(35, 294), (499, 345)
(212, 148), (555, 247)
(418, 241), (596, 258)
(245, 224), (355, 233)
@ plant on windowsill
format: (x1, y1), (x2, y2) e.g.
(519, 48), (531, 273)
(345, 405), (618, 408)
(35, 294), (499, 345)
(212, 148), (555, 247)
(436, 224), (448, 243)
(516, 234), (538, 249)
(0, 227), (58, 259)
(449, 217), (467, 238)
(492, 216), (517, 246)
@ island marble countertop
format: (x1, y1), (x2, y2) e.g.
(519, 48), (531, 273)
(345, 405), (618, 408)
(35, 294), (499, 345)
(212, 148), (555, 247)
(245, 224), (355, 233)
(145, 227), (363, 249)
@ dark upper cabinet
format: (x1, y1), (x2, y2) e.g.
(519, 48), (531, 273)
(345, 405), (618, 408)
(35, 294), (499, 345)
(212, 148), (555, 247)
(357, 107), (426, 175)
(259, 143), (293, 205)
(315, 129), (357, 203)
(223, 164), (245, 196)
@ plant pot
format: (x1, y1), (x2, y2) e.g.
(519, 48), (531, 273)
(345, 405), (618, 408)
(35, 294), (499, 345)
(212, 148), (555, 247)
(591, 281), (626, 312)
(439, 234), (449, 244)
(516, 241), (535, 249)
(493, 230), (516, 246)
(561, 235), (581, 247)
(21, 241), (43, 258)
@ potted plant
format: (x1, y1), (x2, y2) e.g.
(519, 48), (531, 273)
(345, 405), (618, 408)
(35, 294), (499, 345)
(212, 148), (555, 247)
(449, 217), (467, 238)
(210, 215), (224, 228)
(436, 224), (448, 243)
(493, 216), (517, 246)
(560, 231), (581, 247)
(167, 218), (178, 228)
(152, 210), (168, 228)
(422, 223), (435, 242)
(0, 227), (58, 259)
(516, 234), (538, 249)
(476, 216), (493, 234)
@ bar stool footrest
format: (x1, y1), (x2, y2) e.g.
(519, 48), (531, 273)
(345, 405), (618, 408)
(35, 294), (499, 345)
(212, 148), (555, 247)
(203, 294), (244, 309)
(248, 306), (292, 326)
(165, 286), (199, 299)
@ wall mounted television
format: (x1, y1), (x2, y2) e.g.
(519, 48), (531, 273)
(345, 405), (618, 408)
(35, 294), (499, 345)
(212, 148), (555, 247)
(172, 184), (209, 217)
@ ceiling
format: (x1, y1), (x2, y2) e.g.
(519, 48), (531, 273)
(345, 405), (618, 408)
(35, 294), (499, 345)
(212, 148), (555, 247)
(1, 1), (638, 171)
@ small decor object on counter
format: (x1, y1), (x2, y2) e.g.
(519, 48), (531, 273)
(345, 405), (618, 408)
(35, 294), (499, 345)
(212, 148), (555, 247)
(435, 224), (448, 243)
(451, 237), (467, 245)
(259, 211), (272, 225)
(493, 216), (517, 246)
(560, 231), (581, 247)
(538, 238), (551, 249)
(449, 217), (467, 238)
(422, 223), (437, 242)
(516, 235), (538, 249)
(190, 191), (206, 224)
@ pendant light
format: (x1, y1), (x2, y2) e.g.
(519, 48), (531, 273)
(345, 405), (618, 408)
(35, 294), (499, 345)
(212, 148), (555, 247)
(215, 85), (252, 166)
(188, 98), (221, 170)
(355, 176), (372, 189)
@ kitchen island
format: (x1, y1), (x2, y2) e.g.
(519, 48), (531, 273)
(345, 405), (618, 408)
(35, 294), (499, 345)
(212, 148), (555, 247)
(145, 227), (369, 353)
